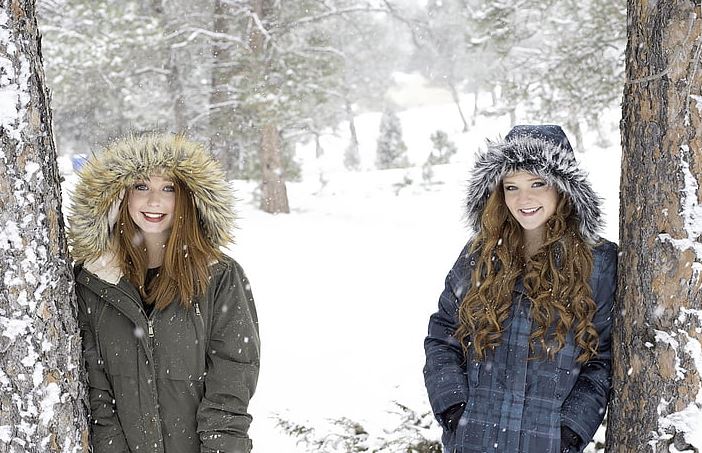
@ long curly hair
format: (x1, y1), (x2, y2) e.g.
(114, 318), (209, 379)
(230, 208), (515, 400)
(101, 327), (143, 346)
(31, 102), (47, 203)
(113, 178), (222, 310)
(455, 185), (599, 363)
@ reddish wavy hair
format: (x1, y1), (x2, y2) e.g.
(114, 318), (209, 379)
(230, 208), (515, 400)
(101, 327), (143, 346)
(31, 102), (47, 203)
(113, 178), (222, 310)
(455, 186), (599, 363)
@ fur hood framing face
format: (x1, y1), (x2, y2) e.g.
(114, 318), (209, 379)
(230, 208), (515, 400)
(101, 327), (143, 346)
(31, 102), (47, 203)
(465, 124), (603, 243)
(68, 133), (235, 263)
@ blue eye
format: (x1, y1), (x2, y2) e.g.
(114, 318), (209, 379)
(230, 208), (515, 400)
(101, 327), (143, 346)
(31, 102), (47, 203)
(134, 183), (148, 191)
(163, 185), (175, 193)
(504, 185), (517, 191)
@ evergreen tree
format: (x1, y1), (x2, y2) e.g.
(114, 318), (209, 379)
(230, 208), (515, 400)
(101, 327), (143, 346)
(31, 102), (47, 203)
(39, 0), (169, 149)
(427, 130), (457, 165)
(423, 130), (457, 183)
(411, 0), (474, 131)
(376, 108), (409, 170)
(607, 1), (702, 450)
(475, 0), (625, 138)
(1, 1), (88, 449)
(326, 10), (408, 171)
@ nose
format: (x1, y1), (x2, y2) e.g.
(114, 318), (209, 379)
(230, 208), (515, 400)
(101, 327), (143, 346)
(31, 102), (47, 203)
(146, 191), (161, 206)
(516, 188), (532, 205)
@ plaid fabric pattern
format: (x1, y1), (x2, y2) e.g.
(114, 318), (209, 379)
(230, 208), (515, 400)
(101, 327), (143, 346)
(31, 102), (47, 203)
(424, 241), (617, 453)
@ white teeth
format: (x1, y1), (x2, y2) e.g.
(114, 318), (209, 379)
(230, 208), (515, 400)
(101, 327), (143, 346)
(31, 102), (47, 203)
(520, 207), (539, 214)
(143, 213), (164, 219)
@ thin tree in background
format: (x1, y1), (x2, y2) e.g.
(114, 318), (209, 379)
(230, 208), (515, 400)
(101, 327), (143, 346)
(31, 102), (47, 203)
(606, 2), (702, 451)
(249, 0), (290, 213)
(0, 0), (88, 451)
(209, 0), (247, 178)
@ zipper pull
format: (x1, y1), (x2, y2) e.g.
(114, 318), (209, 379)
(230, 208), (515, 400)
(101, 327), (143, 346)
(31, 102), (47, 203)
(148, 320), (154, 338)
(194, 302), (201, 316)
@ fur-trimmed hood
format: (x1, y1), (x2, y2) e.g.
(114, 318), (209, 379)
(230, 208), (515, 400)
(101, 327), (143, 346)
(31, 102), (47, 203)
(465, 125), (603, 243)
(68, 133), (235, 264)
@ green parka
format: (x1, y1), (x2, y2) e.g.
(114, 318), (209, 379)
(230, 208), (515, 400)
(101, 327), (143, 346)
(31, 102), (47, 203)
(68, 134), (260, 453)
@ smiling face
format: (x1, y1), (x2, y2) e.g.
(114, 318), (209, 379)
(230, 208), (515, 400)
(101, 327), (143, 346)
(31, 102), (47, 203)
(127, 175), (176, 242)
(502, 171), (558, 241)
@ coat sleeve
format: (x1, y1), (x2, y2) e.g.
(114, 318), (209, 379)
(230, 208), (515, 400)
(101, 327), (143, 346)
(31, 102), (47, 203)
(76, 285), (130, 452)
(423, 245), (471, 428)
(561, 242), (618, 450)
(197, 260), (260, 453)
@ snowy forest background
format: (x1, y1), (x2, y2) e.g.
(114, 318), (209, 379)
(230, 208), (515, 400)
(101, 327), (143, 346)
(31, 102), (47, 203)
(37, 0), (625, 451)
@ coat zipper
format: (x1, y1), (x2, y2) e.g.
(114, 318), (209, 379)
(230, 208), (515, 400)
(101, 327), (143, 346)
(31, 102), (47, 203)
(94, 304), (108, 372)
(108, 283), (164, 449)
(110, 284), (155, 340)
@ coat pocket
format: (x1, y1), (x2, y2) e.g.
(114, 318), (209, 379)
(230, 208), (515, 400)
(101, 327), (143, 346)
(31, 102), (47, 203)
(554, 366), (577, 401)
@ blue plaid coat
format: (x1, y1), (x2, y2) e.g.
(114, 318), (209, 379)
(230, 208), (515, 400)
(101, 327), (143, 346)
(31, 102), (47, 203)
(424, 241), (617, 453)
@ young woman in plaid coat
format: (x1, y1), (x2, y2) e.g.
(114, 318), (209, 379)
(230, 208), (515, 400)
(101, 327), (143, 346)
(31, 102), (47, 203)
(424, 125), (617, 453)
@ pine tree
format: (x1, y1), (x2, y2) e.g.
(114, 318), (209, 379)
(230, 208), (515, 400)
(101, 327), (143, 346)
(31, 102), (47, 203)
(606, 2), (702, 451)
(376, 108), (409, 170)
(427, 130), (457, 165)
(1, 1), (88, 450)
(423, 130), (457, 183)
(39, 0), (168, 147)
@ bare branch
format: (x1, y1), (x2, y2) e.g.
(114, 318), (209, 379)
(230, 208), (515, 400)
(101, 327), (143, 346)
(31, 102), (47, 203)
(133, 66), (171, 77)
(274, 6), (391, 36)
(167, 27), (245, 48)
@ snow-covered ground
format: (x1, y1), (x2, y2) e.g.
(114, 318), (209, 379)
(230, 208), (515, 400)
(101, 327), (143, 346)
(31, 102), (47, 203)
(230, 103), (620, 451)
(61, 98), (621, 452)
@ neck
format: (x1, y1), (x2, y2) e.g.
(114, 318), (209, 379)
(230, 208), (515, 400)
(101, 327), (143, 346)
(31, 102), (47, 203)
(523, 227), (544, 259)
(142, 232), (169, 268)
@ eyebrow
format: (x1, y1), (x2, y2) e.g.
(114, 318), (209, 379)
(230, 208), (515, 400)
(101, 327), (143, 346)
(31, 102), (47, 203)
(503, 176), (544, 184)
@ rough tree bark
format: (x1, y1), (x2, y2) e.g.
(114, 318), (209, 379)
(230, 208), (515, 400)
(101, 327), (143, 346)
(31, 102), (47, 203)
(0, 1), (88, 452)
(606, 2), (702, 452)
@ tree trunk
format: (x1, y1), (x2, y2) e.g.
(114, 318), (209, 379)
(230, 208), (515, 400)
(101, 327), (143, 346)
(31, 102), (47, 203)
(343, 96), (361, 170)
(169, 50), (187, 132)
(472, 90), (478, 126)
(606, 2), (702, 452)
(314, 131), (323, 159)
(209, 0), (243, 177)
(0, 1), (88, 451)
(152, 0), (187, 133)
(447, 80), (469, 132)
(568, 120), (584, 153)
(250, 0), (289, 213)
(258, 122), (290, 213)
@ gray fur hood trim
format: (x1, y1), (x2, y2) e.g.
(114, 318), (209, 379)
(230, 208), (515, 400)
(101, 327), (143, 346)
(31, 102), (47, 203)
(68, 133), (235, 263)
(465, 125), (603, 243)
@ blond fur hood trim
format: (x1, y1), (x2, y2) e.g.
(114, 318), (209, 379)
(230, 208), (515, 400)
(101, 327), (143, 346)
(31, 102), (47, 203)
(68, 133), (235, 263)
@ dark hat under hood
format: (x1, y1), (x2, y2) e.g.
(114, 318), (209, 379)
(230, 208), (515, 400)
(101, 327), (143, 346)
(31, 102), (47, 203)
(465, 124), (603, 243)
(68, 133), (235, 264)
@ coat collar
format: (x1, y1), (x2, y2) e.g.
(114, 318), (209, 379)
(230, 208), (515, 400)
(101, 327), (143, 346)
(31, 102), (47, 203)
(83, 250), (123, 285)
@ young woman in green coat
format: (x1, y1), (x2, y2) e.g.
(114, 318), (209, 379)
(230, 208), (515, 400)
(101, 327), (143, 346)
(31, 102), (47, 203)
(69, 133), (260, 453)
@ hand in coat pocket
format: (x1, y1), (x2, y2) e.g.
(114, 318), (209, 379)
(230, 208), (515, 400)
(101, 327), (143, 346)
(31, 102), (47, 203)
(442, 402), (466, 432)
